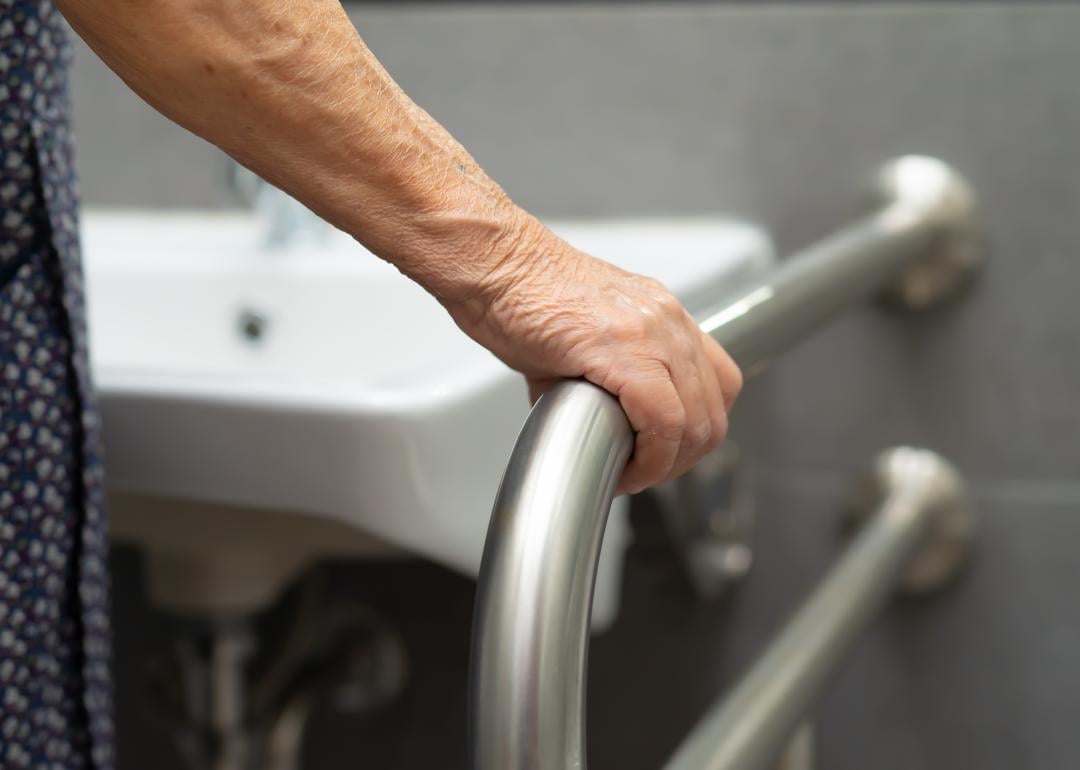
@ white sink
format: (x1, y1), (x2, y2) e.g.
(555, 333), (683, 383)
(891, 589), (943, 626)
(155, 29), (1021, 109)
(83, 210), (773, 621)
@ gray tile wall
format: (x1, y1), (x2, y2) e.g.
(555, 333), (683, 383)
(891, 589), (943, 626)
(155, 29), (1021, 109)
(71, 3), (1080, 769)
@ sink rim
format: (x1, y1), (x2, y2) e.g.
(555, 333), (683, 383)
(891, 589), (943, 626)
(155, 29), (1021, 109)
(84, 209), (774, 411)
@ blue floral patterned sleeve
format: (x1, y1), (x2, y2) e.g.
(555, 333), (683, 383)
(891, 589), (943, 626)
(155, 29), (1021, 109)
(0, 2), (113, 768)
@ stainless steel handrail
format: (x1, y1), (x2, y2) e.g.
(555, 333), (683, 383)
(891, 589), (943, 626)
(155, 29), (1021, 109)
(469, 156), (980, 770)
(664, 447), (975, 770)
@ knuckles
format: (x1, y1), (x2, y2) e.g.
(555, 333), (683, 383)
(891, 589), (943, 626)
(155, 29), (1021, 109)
(705, 414), (728, 451)
(682, 419), (713, 451)
(608, 311), (650, 343)
(652, 402), (688, 443)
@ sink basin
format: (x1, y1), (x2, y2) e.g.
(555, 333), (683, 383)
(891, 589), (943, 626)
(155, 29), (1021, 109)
(83, 210), (773, 620)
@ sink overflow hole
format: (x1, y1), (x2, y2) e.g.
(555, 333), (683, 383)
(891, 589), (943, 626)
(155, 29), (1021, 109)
(237, 309), (270, 343)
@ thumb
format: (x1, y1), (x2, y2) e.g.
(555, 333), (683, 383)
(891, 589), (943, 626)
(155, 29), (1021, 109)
(526, 377), (561, 405)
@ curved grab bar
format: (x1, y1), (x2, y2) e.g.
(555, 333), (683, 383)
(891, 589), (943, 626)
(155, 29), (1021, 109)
(469, 156), (980, 770)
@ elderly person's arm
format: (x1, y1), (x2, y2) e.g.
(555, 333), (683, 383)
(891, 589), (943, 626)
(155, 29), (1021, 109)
(57, 0), (742, 494)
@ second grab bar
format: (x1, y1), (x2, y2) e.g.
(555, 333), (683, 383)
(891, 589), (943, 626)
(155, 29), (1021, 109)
(469, 156), (981, 770)
(664, 447), (976, 770)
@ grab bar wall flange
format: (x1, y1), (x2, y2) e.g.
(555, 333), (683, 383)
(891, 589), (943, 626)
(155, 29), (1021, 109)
(874, 156), (981, 311)
(469, 156), (981, 770)
(664, 447), (975, 770)
(843, 444), (977, 595)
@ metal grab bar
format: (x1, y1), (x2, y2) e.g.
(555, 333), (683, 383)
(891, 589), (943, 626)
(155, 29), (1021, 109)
(664, 447), (975, 770)
(469, 156), (981, 770)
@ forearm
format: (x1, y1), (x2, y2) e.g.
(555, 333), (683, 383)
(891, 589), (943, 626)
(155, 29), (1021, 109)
(57, 0), (541, 302)
(58, 0), (745, 494)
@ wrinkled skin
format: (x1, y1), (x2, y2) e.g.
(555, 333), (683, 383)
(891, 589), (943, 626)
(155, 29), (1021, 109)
(445, 217), (742, 494)
(59, 0), (743, 493)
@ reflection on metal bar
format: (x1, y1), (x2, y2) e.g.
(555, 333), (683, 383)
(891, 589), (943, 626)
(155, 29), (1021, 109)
(665, 448), (975, 770)
(469, 156), (980, 770)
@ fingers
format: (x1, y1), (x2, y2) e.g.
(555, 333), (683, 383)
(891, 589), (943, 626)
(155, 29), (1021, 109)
(614, 326), (742, 495)
(663, 335), (715, 482)
(667, 347), (726, 481)
(700, 341), (732, 436)
(703, 334), (743, 410)
(472, 248), (744, 496)
(615, 362), (685, 495)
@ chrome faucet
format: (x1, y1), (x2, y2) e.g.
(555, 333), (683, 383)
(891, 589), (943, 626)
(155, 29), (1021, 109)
(228, 162), (330, 251)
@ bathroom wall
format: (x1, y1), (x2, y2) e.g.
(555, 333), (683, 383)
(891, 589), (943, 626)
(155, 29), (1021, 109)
(71, 3), (1080, 769)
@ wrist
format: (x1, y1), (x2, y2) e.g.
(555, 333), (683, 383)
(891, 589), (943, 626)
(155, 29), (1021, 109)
(386, 192), (559, 310)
